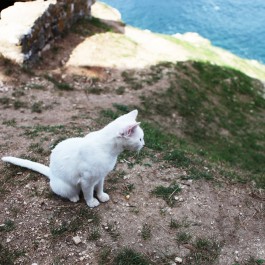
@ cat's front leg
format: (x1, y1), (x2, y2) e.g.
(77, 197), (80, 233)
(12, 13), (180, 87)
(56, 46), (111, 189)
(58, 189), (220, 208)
(81, 178), (100, 208)
(96, 178), (110, 202)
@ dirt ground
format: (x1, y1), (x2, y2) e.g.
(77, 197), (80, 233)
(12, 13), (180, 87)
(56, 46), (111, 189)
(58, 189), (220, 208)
(0, 8), (265, 265)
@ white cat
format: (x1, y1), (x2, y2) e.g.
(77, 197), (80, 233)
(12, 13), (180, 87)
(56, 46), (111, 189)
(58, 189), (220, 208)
(2, 110), (144, 208)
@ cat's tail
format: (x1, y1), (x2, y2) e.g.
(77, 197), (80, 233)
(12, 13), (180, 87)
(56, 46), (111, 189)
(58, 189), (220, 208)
(2, 156), (50, 179)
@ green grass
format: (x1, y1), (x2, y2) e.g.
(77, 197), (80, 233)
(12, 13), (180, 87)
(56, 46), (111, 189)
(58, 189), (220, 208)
(31, 101), (43, 113)
(176, 232), (192, 244)
(0, 219), (15, 232)
(185, 238), (221, 265)
(141, 223), (152, 240)
(44, 74), (74, 91)
(170, 218), (191, 230)
(113, 248), (151, 265)
(233, 258), (265, 265)
(0, 96), (11, 107)
(140, 61), (265, 188)
(2, 119), (16, 127)
(88, 226), (101, 241)
(151, 182), (181, 206)
(50, 206), (101, 237)
(0, 243), (24, 265)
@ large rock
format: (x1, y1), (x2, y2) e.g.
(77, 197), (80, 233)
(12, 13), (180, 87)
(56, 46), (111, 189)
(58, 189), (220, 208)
(0, 0), (95, 64)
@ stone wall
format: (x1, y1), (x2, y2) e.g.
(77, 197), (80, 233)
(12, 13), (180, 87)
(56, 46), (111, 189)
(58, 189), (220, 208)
(0, 0), (96, 64)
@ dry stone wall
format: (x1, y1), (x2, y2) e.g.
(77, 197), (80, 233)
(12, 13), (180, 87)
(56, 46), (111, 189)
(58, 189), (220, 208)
(0, 0), (95, 64)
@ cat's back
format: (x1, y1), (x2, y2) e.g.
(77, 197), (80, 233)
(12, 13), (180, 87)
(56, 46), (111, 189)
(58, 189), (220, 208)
(51, 137), (83, 157)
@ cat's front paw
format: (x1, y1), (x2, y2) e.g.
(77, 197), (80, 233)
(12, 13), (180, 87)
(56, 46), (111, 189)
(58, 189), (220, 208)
(69, 195), (80, 203)
(86, 198), (100, 208)
(97, 192), (110, 202)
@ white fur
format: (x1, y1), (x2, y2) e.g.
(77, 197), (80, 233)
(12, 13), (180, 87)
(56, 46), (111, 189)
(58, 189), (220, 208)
(2, 110), (144, 208)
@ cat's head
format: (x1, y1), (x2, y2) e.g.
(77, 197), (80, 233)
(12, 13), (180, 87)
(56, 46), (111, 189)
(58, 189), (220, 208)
(118, 122), (144, 151)
(115, 110), (145, 151)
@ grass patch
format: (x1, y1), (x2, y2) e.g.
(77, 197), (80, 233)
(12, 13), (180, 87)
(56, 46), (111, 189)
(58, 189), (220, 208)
(185, 238), (221, 265)
(0, 96), (11, 107)
(50, 206), (101, 237)
(113, 248), (151, 265)
(170, 218), (191, 229)
(44, 74), (74, 91)
(2, 119), (16, 127)
(176, 232), (192, 244)
(151, 182), (181, 206)
(164, 149), (192, 167)
(13, 100), (27, 110)
(0, 243), (24, 265)
(88, 226), (101, 241)
(141, 223), (152, 240)
(140, 61), (265, 188)
(31, 101), (43, 113)
(233, 257), (265, 265)
(0, 219), (15, 232)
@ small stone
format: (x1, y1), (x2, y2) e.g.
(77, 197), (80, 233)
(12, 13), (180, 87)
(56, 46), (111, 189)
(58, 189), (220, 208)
(125, 195), (130, 200)
(178, 198), (184, 202)
(73, 236), (81, 245)
(175, 257), (183, 263)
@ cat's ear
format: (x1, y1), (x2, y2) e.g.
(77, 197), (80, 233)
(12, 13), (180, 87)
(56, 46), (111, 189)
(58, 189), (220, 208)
(119, 122), (140, 138)
(127, 109), (138, 120)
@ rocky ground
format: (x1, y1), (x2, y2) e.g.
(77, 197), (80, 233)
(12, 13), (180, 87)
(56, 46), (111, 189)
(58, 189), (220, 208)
(0, 3), (264, 265)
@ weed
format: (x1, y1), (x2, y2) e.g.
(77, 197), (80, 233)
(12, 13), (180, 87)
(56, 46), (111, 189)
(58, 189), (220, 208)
(28, 142), (46, 155)
(186, 167), (214, 180)
(113, 248), (151, 265)
(44, 74), (74, 91)
(50, 206), (101, 237)
(234, 257), (265, 265)
(0, 219), (15, 232)
(186, 238), (221, 265)
(85, 85), (103, 95)
(98, 246), (112, 265)
(0, 96), (11, 107)
(122, 183), (135, 196)
(12, 89), (25, 97)
(28, 83), (46, 90)
(170, 218), (190, 229)
(31, 101), (43, 113)
(116, 86), (126, 95)
(164, 149), (192, 167)
(0, 243), (25, 265)
(13, 100), (27, 109)
(2, 119), (16, 127)
(176, 232), (192, 244)
(141, 223), (152, 240)
(88, 226), (101, 241)
(113, 103), (131, 113)
(151, 182), (181, 206)
(105, 222), (120, 241)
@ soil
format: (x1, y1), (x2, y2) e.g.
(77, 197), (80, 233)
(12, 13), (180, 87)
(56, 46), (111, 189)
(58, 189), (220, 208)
(0, 6), (264, 265)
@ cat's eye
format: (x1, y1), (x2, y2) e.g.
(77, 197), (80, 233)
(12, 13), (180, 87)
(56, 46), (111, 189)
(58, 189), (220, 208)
(140, 138), (142, 141)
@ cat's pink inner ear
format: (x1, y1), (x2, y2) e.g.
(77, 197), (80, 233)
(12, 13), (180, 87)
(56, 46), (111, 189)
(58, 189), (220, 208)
(120, 122), (140, 137)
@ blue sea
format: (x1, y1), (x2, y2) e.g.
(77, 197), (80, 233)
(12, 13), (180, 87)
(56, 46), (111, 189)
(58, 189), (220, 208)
(100, 0), (265, 64)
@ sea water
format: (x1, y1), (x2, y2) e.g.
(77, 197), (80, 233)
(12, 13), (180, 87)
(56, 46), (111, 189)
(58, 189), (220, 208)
(100, 0), (265, 64)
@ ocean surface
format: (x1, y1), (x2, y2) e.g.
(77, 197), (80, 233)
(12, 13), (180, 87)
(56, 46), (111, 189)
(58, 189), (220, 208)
(100, 0), (265, 64)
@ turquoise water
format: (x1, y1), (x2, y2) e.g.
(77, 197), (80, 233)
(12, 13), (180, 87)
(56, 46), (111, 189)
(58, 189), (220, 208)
(100, 0), (265, 64)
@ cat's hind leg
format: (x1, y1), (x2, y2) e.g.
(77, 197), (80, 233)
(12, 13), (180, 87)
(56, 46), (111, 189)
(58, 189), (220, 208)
(50, 178), (80, 203)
